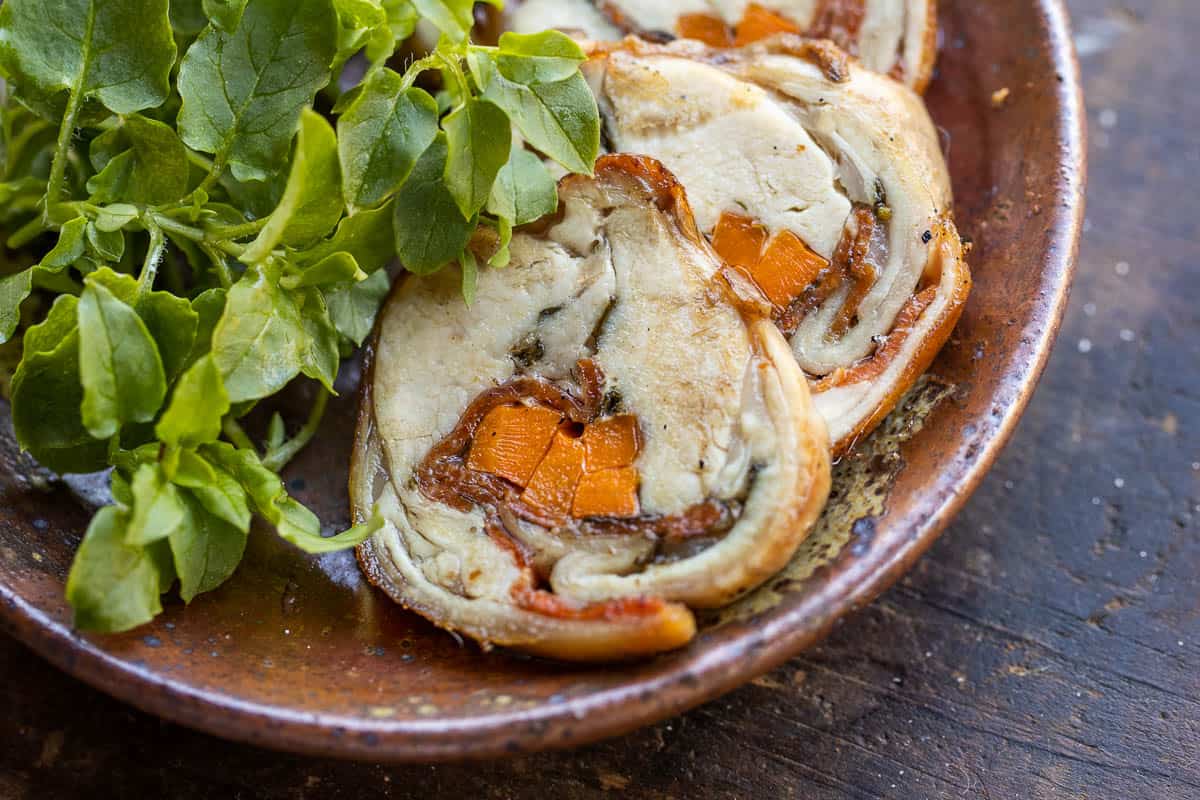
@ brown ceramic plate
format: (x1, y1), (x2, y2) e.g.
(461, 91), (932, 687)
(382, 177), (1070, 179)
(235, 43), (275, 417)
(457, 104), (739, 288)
(0, 0), (1085, 762)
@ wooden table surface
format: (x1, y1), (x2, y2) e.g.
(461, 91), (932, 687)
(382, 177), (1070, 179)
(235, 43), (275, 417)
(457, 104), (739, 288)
(3, 1), (1197, 797)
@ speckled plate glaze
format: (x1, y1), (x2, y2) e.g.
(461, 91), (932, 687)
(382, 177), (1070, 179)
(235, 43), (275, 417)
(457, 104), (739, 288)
(0, 0), (1085, 762)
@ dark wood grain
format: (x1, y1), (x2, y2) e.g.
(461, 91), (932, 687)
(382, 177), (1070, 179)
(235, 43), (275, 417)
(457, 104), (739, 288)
(1, 0), (1195, 796)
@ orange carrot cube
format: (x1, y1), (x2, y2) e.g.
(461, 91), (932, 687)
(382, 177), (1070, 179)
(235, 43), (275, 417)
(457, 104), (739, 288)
(677, 13), (734, 47)
(467, 404), (562, 487)
(712, 211), (768, 279)
(572, 467), (640, 519)
(751, 230), (829, 309)
(582, 415), (641, 471)
(521, 430), (586, 519)
(734, 4), (801, 47)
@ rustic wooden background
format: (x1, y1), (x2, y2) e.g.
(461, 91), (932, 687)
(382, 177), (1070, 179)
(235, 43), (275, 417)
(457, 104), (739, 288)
(2, 0), (1196, 797)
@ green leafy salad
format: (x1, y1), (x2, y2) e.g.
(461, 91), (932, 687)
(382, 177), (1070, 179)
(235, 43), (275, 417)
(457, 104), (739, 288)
(0, 0), (600, 632)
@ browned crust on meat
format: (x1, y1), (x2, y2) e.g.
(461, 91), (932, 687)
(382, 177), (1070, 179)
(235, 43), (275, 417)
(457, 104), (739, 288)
(586, 33), (852, 84)
(819, 221), (971, 456)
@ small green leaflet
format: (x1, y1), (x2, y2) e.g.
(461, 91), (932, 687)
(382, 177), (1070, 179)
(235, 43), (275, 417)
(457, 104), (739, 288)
(297, 288), (341, 393)
(126, 463), (187, 546)
(393, 133), (477, 274)
(409, 0), (474, 43)
(202, 0), (248, 30)
(299, 201), (396, 274)
(177, 0), (337, 182)
(332, 0), (409, 72)
(282, 252), (366, 289)
(0, 0), (176, 119)
(203, 442), (380, 553)
(11, 325), (110, 475)
(65, 506), (166, 633)
(169, 448), (219, 488)
(86, 115), (190, 205)
(324, 269), (390, 346)
(92, 203), (139, 233)
(135, 289), (200, 384)
(376, 0), (419, 62)
(82, 268), (200, 385)
(42, 217), (90, 270)
(337, 69), (438, 212)
(0, 216), (91, 343)
(170, 491), (248, 602)
(273, 500), (384, 554)
(472, 52), (600, 176)
(0, 270), (32, 344)
(242, 110), (344, 263)
(488, 147), (559, 227)
(459, 247), (478, 306)
(157, 354), (230, 448)
(211, 263), (307, 403)
(77, 280), (168, 440)
(496, 30), (587, 85)
(442, 97), (511, 220)
(185, 288), (227, 368)
(184, 460), (252, 532)
(86, 222), (125, 261)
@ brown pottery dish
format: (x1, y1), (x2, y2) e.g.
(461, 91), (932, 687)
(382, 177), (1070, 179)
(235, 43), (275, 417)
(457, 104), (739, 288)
(0, 0), (1085, 762)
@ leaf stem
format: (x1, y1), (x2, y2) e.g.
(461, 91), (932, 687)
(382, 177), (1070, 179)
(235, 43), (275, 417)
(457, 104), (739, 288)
(206, 217), (268, 240)
(185, 149), (216, 174)
(6, 215), (47, 250)
(262, 389), (329, 472)
(45, 87), (83, 217)
(202, 244), (235, 289)
(436, 51), (471, 101)
(222, 417), (257, 452)
(137, 223), (166, 297)
(149, 213), (245, 257)
(400, 54), (443, 91)
(192, 152), (228, 198)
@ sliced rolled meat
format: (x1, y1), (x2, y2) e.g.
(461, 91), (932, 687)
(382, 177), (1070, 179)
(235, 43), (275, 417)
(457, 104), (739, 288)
(504, 0), (937, 92)
(352, 155), (831, 661)
(583, 38), (971, 453)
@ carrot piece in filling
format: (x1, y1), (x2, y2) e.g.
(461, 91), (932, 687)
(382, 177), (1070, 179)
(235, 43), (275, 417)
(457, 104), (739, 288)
(521, 429), (586, 519)
(712, 211), (768, 277)
(467, 404), (562, 487)
(677, 13), (734, 47)
(751, 230), (830, 309)
(582, 414), (641, 471)
(733, 4), (802, 46)
(572, 467), (641, 519)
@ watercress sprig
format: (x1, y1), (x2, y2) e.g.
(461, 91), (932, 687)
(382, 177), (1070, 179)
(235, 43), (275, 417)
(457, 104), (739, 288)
(0, 0), (600, 632)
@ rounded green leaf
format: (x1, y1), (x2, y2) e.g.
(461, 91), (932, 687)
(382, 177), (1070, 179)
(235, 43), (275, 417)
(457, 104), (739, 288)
(78, 280), (168, 440)
(177, 0), (337, 182)
(474, 53), (599, 176)
(337, 70), (438, 212)
(211, 264), (307, 403)
(496, 30), (586, 85)
(66, 506), (165, 633)
(0, 0), (176, 119)
(243, 109), (344, 263)
(169, 491), (248, 602)
(487, 147), (559, 226)
(85, 115), (190, 205)
(157, 354), (230, 448)
(442, 97), (512, 220)
(392, 133), (477, 274)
